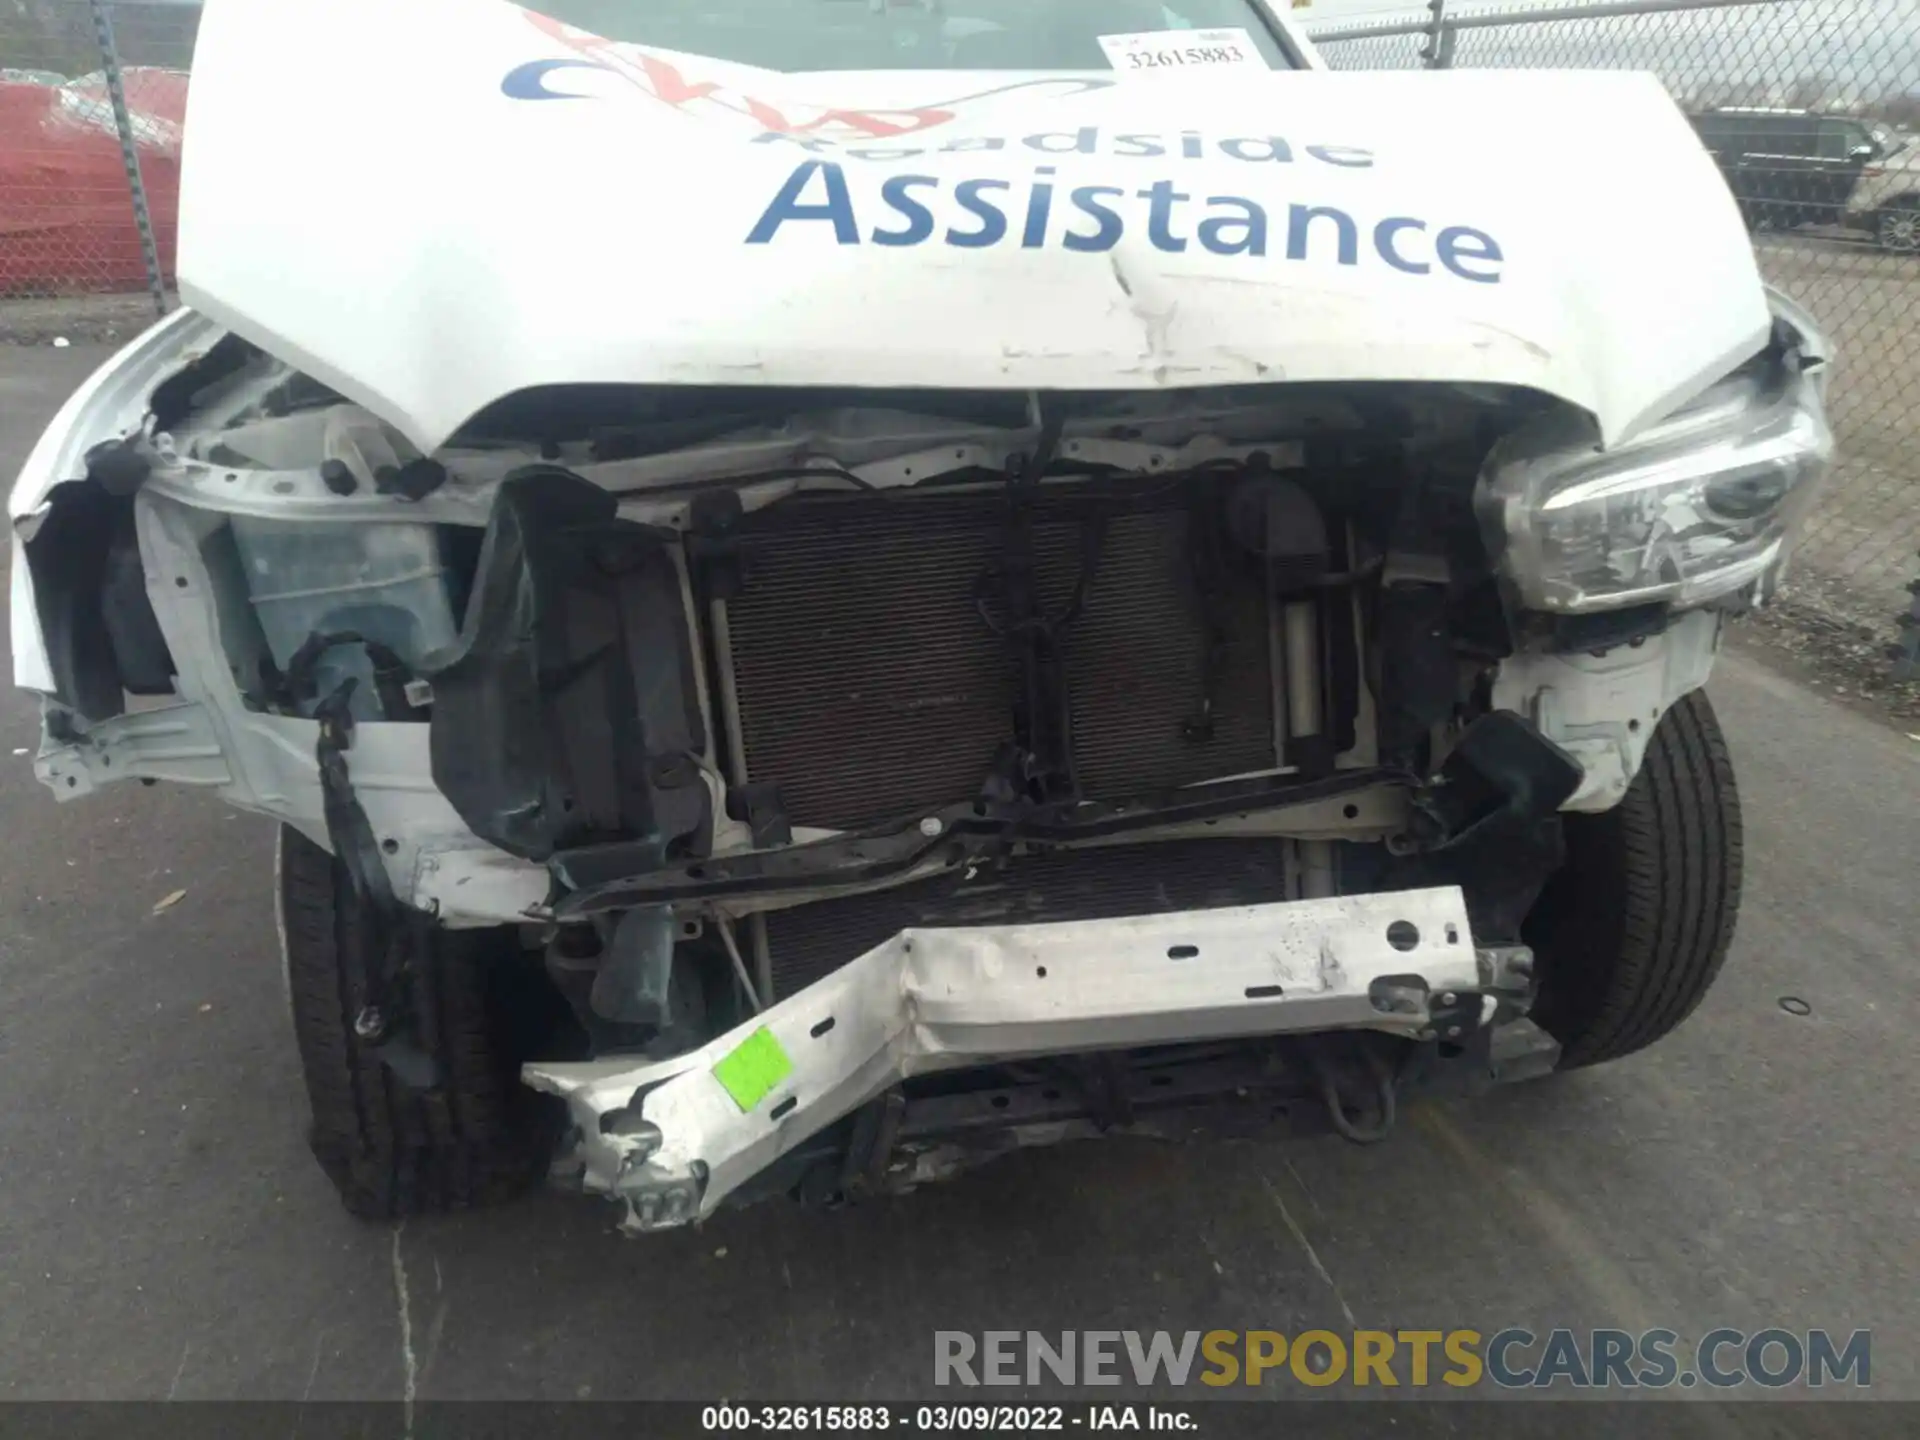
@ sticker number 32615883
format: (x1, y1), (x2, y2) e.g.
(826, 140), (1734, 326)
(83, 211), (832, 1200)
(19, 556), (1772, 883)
(1096, 28), (1269, 76)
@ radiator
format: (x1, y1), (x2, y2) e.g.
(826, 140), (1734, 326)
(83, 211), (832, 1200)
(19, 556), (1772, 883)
(719, 483), (1277, 834)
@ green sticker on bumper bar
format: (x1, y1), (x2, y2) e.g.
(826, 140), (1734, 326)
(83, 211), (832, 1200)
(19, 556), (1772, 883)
(712, 1026), (794, 1113)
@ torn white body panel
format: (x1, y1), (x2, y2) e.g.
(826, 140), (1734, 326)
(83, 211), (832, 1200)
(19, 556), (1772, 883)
(524, 886), (1484, 1230)
(9, 308), (225, 693)
(21, 482), (551, 917)
(1492, 610), (1723, 812)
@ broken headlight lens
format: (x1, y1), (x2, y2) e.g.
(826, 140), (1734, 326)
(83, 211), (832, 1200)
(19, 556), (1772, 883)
(1476, 355), (1832, 614)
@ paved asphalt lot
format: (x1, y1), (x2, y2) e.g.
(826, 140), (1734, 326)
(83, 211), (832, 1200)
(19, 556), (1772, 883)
(2, 343), (1917, 1413)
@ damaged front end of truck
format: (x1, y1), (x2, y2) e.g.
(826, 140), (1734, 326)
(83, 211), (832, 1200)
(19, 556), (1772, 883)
(8, 0), (1838, 1233)
(10, 293), (1831, 1230)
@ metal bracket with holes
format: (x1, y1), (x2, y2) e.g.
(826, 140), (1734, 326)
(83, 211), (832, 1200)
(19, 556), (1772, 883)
(524, 885), (1481, 1233)
(35, 701), (231, 797)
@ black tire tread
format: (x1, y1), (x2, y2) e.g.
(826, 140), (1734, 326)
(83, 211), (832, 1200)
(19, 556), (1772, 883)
(280, 826), (549, 1218)
(1528, 689), (1743, 1068)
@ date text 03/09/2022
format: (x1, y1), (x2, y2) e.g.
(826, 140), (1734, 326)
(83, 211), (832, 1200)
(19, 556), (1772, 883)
(701, 1405), (1188, 1432)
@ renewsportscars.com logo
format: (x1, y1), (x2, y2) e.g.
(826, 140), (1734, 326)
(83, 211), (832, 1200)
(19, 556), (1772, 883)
(933, 1329), (1871, 1390)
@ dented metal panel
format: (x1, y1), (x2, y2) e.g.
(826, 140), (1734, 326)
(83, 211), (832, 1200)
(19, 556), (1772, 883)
(524, 885), (1480, 1230)
(175, 0), (1768, 453)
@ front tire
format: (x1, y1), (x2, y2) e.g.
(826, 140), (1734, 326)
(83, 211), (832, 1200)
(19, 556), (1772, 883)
(1524, 689), (1743, 1068)
(278, 826), (559, 1217)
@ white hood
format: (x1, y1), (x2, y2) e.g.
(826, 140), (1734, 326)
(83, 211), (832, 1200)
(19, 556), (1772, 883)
(177, 0), (1772, 452)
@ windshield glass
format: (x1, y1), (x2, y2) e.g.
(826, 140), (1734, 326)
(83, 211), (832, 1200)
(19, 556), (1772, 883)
(524, 0), (1298, 73)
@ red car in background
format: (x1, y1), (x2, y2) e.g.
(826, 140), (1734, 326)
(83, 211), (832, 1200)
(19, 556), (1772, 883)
(0, 66), (187, 294)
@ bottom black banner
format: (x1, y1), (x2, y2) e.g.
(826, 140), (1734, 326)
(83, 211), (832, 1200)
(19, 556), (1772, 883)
(0, 1402), (1911, 1440)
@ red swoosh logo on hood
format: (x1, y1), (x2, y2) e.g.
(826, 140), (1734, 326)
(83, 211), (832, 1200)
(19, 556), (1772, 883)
(511, 6), (1117, 139)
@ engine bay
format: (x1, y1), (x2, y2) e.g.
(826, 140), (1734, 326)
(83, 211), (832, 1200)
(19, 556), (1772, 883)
(13, 319), (1777, 1213)
(23, 334), (1670, 1067)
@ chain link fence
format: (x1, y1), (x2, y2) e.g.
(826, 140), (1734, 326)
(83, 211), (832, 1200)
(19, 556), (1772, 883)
(1, 0), (195, 308)
(1310, 0), (1920, 660)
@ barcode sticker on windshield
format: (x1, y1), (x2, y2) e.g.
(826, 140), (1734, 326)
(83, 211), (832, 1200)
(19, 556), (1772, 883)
(1097, 28), (1268, 77)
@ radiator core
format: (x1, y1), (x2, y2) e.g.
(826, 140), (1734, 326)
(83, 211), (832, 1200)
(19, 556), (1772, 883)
(719, 484), (1276, 833)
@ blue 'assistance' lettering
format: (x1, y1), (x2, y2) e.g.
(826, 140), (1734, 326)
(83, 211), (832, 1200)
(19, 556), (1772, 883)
(743, 161), (1502, 281)
(750, 128), (1376, 169)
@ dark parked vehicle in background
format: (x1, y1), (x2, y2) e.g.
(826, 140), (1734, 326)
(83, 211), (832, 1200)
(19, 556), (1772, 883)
(1689, 106), (1888, 235)
(1846, 129), (1920, 255)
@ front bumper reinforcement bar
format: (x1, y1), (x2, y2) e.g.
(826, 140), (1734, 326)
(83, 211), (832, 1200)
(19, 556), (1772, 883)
(523, 885), (1487, 1233)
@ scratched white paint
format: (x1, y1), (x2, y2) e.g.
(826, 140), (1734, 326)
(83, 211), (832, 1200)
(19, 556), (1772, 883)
(174, 0), (1769, 452)
(525, 886), (1481, 1227)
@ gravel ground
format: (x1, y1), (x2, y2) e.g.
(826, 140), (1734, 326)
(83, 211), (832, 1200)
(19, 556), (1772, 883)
(1733, 597), (1920, 726)
(1754, 235), (1920, 622)
(0, 292), (173, 347)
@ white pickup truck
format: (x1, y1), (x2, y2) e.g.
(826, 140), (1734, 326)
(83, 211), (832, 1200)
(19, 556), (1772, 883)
(10, 0), (1831, 1233)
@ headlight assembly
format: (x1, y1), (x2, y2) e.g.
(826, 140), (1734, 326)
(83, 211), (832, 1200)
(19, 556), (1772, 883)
(1476, 353), (1833, 614)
